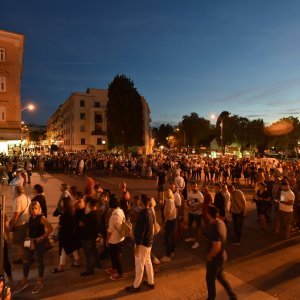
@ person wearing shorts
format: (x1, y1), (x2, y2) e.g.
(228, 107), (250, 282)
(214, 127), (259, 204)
(275, 179), (295, 238)
(184, 181), (204, 249)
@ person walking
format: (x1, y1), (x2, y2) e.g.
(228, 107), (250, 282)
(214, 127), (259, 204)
(206, 205), (237, 300)
(25, 160), (33, 184)
(125, 194), (154, 293)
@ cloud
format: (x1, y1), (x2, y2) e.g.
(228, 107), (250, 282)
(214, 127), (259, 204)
(212, 78), (300, 104)
(275, 111), (300, 115)
(244, 114), (269, 118)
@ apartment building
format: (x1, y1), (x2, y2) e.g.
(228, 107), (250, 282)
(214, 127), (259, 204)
(47, 88), (153, 154)
(0, 30), (24, 154)
(47, 88), (108, 151)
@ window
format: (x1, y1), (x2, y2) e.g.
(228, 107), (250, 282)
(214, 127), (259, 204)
(95, 102), (100, 108)
(80, 100), (85, 107)
(0, 107), (6, 121)
(80, 125), (85, 132)
(95, 113), (102, 123)
(0, 77), (6, 92)
(80, 112), (85, 120)
(0, 49), (5, 61)
(97, 138), (102, 145)
(81, 138), (85, 145)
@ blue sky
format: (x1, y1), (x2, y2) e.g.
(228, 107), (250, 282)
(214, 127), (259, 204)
(2, 0), (300, 126)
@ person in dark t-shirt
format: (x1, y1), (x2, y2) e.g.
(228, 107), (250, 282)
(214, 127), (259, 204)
(31, 184), (47, 217)
(206, 205), (237, 300)
(79, 198), (101, 276)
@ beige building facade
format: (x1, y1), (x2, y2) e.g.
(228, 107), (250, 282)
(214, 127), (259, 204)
(0, 30), (24, 154)
(47, 88), (153, 154)
(47, 88), (108, 151)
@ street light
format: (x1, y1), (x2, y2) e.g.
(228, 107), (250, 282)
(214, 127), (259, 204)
(21, 104), (35, 112)
(175, 127), (186, 148)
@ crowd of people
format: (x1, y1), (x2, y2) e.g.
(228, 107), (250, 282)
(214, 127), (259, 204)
(1, 151), (300, 299)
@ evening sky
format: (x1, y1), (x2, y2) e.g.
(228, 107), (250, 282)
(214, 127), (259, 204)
(2, 0), (300, 126)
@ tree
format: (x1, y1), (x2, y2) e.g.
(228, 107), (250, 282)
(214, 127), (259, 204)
(246, 119), (266, 154)
(178, 112), (213, 147)
(30, 130), (46, 144)
(156, 124), (174, 146)
(107, 75), (144, 151)
(216, 111), (235, 154)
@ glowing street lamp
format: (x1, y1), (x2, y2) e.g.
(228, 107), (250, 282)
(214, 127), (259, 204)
(21, 104), (35, 112)
(175, 127), (186, 147)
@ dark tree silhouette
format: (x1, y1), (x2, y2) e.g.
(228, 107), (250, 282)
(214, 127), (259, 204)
(107, 74), (144, 151)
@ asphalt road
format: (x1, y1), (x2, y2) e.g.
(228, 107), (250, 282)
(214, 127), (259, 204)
(6, 172), (300, 299)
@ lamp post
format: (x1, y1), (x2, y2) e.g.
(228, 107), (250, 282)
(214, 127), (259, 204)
(20, 123), (28, 154)
(20, 104), (35, 154)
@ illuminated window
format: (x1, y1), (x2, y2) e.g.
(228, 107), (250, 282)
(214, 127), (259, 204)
(0, 107), (6, 121)
(0, 49), (5, 61)
(0, 77), (6, 92)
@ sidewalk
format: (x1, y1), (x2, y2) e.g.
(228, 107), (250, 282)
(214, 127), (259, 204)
(8, 172), (277, 299)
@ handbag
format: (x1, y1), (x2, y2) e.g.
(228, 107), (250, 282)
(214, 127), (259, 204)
(24, 238), (36, 250)
(52, 226), (60, 242)
(150, 208), (160, 235)
(119, 219), (132, 238)
(52, 207), (60, 217)
(153, 221), (161, 235)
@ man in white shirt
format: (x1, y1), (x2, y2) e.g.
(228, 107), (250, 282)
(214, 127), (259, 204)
(185, 181), (204, 249)
(169, 182), (182, 209)
(9, 186), (30, 264)
(275, 179), (295, 238)
(174, 170), (185, 195)
(106, 198), (126, 280)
